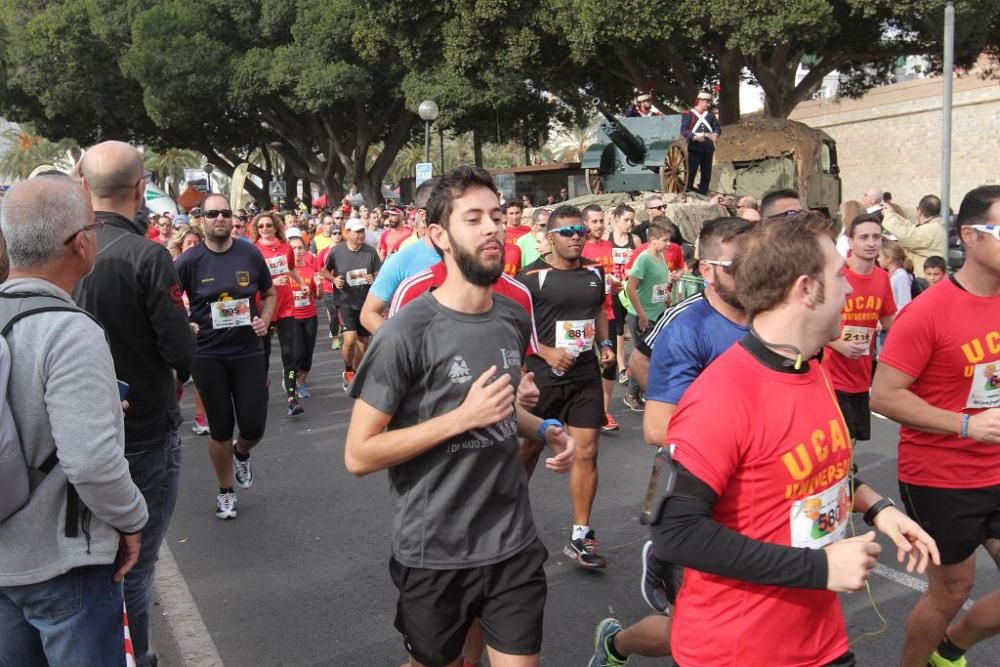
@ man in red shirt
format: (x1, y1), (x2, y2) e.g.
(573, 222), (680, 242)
(580, 204), (621, 431)
(872, 185), (1000, 667)
(823, 213), (896, 444)
(502, 201), (530, 244)
(377, 207), (412, 260)
(650, 212), (937, 667)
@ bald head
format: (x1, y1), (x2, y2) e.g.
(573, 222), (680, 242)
(1, 175), (92, 269)
(80, 141), (145, 206)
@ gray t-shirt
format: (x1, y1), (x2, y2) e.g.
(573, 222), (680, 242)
(350, 292), (535, 569)
(324, 243), (382, 310)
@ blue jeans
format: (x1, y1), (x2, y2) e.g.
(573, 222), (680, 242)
(0, 564), (125, 666)
(124, 431), (182, 667)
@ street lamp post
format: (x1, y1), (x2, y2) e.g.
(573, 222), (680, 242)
(418, 100), (439, 166)
(203, 163), (215, 194)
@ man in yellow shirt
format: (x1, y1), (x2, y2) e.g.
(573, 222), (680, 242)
(881, 195), (947, 275)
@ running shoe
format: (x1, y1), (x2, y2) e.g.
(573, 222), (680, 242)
(287, 399), (304, 416)
(927, 652), (967, 667)
(215, 492), (237, 520)
(623, 393), (645, 413)
(342, 370), (355, 392)
(564, 530), (608, 569)
(331, 335), (342, 351)
(233, 449), (253, 489)
(617, 369), (629, 385)
(588, 618), (627, 667)
(640, 540), (669, 613)
(191, 414), (210, 435)
(296, 382), (312, 399)
(602, 413), (620, 432)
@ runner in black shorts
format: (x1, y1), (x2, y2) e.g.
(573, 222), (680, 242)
(345, 166), (574, 667)
(518, 205), (616, 569)
(608, 204), (640, 382)
(872, 185), (1000, 667)
(174, 193), (277, 520)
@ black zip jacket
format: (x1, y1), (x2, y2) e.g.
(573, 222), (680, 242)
(74, 211), (195, 452)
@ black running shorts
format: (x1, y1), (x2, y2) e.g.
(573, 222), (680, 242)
(899, 481), (1000, 565)
(835, 390), (871, 442)
(533, 375), (605, 430)
(337, 307), (370, 337)
(600, 335), (618, 381)
(389, 539), (548, 667)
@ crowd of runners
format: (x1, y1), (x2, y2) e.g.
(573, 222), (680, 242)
(0, 143), (998, 667)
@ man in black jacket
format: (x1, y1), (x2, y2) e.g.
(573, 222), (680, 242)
(680, 92), (722, 196)
(74, 140), (196, 667)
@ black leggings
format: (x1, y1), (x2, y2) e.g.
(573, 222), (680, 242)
(292, 316), (318, 373)
(263, 318), (297, 399)
(191, 355), (268, 442)
(321, 294), (339, 337)
(612, 293), (628, 337)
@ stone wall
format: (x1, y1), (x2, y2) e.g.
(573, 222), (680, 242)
(789, 70), (1000, 214)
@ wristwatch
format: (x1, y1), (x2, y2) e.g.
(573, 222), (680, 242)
(598, 339), (613, 349)
(863, 497), (896, 526)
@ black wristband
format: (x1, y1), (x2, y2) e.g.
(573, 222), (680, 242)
(863, 497), (896, 526)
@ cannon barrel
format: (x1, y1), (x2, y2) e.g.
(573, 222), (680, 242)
(592, 98), (646, 165)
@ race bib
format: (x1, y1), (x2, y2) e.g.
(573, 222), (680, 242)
(265, 255), (289, 276)
(293, 290), (311, 308)
(612, 247), (632, 265)
(789, 477), (851, 549)
(966, 362), (1000, 409)
(652, 283), (669, 303)
(555, 319), (595, 353)
(841, 325), (874, 349)
(346, 269), (369, 287)
(210, 298), (251, 330)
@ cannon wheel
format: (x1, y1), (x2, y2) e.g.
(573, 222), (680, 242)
(660, 142), (688, 194)
(586, 169), (603, 195)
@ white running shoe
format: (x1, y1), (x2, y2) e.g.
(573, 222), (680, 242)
(233, 446), (253, 489)
(215, 492), (237, 520)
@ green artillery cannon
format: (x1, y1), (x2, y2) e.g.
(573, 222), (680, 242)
(581, 99), (690, 195)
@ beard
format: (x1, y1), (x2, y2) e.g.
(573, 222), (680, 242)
(451, 234), (503, 287)
(714, 279), (745, 311)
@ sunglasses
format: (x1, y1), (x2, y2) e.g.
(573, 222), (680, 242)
(63, 221), (106, 245)
(766, 209), (804, 220)
(330, 230), (342, 235)
(971, 224), (1000, 240)
(550, 224), (587, 238)
(701, 259), (733, 273)
(257, 223), (274, 229)
(232, 223), (245, 229)
(204, 209), (233, 219)
(332, 217), (344, 220)
(647, 205), (664, 211)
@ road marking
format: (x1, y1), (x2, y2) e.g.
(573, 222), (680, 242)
(873, 564), (974, 611)
(155, 544), (225, 666)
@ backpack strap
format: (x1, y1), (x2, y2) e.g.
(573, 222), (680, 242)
(0, 292), (100, 538)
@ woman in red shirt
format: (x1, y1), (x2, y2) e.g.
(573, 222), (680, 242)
(250, 213), (305, 416)
(288, 233), (320, 398)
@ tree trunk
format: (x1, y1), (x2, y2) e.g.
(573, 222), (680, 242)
(302, 178), (312, 205)
(473, 129), (484, 167)
(717, 53), (743, 123)
(283, 167), (296, 208)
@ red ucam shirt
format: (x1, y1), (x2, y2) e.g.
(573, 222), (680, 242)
(879, 278), (1000, 488)
(255, 239), (296, 320)
(291, 252), (319, 319)
(625, 241), (684, 272)
(504, 223), (531, 244)
(669, 343), (852, 667)
(503, 242), (522, 278)
(316, 244), (335, 296)
(823, 266), (897, 393)
(379, 226), (414, 258)
(581, 238), (616, 323)
(388, 261), (539, 355)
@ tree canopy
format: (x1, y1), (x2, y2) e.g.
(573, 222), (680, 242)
(1, 0), (997, 203)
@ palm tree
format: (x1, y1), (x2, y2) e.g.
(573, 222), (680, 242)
(0, 126), (78, 181)
(544, 117), (600, 163)
(143, 148), (203, 198)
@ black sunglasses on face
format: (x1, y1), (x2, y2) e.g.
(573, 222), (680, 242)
(204, 209), (233, 219)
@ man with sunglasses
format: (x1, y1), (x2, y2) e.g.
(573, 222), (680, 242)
(872, 185), (1000, 667)
(231, 215), (252, 242)
(759, 188), (803, 219)
(518, 206), (616, 569)
(73, 140), (195, 667)
(634, 195), (665, 244)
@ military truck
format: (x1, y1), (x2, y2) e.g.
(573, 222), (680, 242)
(710, 117), (842, 218)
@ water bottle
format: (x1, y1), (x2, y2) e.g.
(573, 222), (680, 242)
(552, 345), (581, 377)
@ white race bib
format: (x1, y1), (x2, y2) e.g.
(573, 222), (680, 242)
(612, 247), (632, 265)
(210, 298), (252, 330)
(966, 362), (1000, 409)
(346, 269), (369, 286)
(293, 290), (311, 308)
(555, 319), (595, 353)
(789, 477), (850, 549)
(265, 255), (289, 276)
(841, 325), (874, 350)
(652, 283), (670, 303)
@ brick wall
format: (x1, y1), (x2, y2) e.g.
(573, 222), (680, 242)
(789, 72), (1000, 214)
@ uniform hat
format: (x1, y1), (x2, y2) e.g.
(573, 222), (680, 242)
(696, 91), (713, 101)
(636, 93), (652, 103)
(345, 218), (366, 232)
(285, 226), (304, 239)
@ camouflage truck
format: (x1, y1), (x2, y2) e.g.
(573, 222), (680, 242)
(709, 117), (842, 218)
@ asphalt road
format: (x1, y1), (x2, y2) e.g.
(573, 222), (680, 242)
(161, 334), (999, 666)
